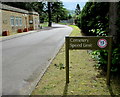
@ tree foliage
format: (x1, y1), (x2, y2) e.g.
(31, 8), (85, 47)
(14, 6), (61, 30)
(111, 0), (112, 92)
(78, 2), (109, 36)
(50, 2), (70, 23)
(77, 2), (120, 73)
(75, 4), (81, 15)
(74, 4), (81, 25)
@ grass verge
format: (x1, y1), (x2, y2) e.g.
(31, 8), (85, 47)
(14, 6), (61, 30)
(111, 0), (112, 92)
(31, 25), (119, 95)
(58, 23), (68, 25)
(40, 22), (48, 27)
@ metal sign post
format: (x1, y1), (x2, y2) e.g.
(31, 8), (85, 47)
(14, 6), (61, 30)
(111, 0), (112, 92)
(65, 36), (112, 85)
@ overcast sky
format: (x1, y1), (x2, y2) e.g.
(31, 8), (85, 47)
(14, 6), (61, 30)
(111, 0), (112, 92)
(61, 0), (88, 2)
(62, 2), (86, 10)
(60, 0), (87, 10)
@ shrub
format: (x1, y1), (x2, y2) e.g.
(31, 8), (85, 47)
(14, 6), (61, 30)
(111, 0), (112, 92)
(77, 2), (120, 73)
(91, 44), (120, 73)
(17, 29), (23, 33)
(2, 30), (10, 36)
(77, 2), (109, 36)
(23, 28), (28, 32)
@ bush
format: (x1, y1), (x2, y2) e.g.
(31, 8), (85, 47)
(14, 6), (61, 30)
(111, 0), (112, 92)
(23, 28), (28, 32)
(76, 2), (120, 73)
(17, 29), (23, 33)
(76, 2), (109, 36)
(2, 30), (10, 36)
(91, 44), (120, 73)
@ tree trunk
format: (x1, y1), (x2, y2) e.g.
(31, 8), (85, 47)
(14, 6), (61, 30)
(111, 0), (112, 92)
(109, 2), (118, 43)
(56, 14), (59, 23)
(48, 2), (52, 27)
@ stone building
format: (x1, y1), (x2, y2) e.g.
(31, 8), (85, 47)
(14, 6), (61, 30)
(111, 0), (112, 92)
(1, 4), (39, 36)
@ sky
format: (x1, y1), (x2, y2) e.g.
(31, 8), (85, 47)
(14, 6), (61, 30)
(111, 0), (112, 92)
(61, 0), (88, 10)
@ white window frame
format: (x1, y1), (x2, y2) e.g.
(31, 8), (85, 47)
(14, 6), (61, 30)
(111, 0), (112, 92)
(19, 17), (22, 26)
(10, 16), (14, 26)
(15, 17), (19, 26)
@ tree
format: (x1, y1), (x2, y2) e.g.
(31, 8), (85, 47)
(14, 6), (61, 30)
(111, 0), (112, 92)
(47, 2), (70, 25)
(75, 4), (81, 15)
(74, 4), (81, 25)
(31, 2), (46, 23)
(51, 2), (63, 23)
(48, 2), (52, 27)
(78, 2), (120, 74)
(51, 2), (69, 23)
(109, 2), (118, 43)
(79, 2), (109, 35)
(68, 14), (72, 19)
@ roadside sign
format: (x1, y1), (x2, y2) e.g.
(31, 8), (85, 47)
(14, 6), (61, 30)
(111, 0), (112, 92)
(65, 36), (112, 85)
(97, 39), (108, 48)
(68, 37), (110, 50)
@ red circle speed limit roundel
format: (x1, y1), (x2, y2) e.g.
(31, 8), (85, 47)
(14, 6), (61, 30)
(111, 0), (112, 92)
(97, 39), (107, 48)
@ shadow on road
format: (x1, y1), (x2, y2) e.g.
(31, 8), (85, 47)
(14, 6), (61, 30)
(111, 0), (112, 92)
(52, 26), (65, 28)
(42, 26), (65, 31)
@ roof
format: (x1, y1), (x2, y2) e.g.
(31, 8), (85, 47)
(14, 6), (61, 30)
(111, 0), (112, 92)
(1, 4), (29, 14)
(1, 3), (39, 15)
(29, 11), (39, 15)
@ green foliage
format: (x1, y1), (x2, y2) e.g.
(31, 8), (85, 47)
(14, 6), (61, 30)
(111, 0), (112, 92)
(76, 2), (120, 73)
(54, 63), (65, 70)
(91, 44), (120, 72)
(74, 4), (81, 26)
(75, 4), (81, 15)
(51, 2), (70, 23)
(77, 2), (109, 36)
(91, 50), (108, 70)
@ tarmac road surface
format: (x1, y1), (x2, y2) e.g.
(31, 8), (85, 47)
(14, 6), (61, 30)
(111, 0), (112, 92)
(2, 24), (73, 95)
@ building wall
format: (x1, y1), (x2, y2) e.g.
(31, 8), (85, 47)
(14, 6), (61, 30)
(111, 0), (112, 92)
(29, 13), (39, 30)
(29, 15), (34, 29)
(2, 10), (29, 34)
(33, 14), (39, 30)
(2, 4), (40, 35)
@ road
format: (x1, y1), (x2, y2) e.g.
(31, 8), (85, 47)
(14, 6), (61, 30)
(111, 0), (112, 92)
(2, 24), (73, 95)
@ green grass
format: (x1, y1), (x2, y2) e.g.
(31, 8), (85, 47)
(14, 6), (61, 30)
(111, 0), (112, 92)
(40, 22), (48, 27)
(58, 23), (68, 25)
(31, 25), (120, 96)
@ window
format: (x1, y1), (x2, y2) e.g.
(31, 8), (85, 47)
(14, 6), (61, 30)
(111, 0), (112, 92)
(19, 17), (22, 26)
(15, 17), (19, 26)
(35, 18), (37, 24)
(10, 16), (14, 26)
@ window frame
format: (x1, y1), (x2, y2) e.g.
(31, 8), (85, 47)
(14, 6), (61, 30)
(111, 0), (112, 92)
(15, 17), (19, 26)
(10, 16), (15, 26)
(19, 17), (22, 26)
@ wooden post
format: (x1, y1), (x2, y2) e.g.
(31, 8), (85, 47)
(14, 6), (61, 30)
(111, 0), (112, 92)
(107, 37), (112, 85)
(65, 37), (69, 83)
